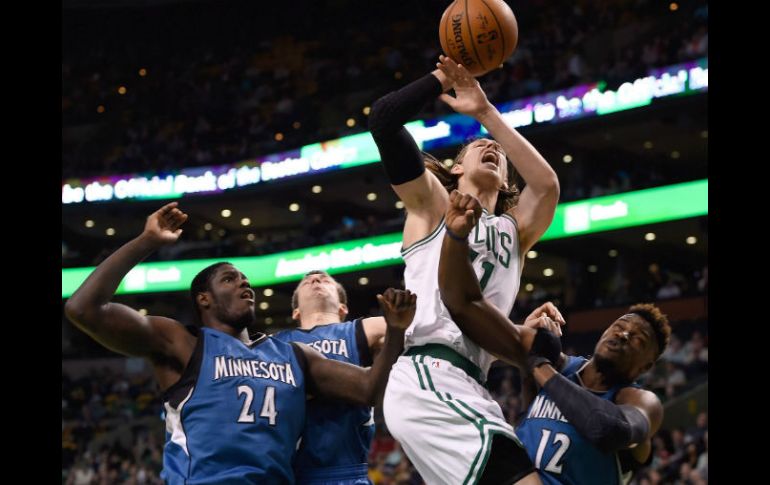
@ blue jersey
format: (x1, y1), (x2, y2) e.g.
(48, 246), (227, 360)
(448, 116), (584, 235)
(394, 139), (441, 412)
(273, 319), (374, 484)
(161, 326), (306, 485)
(516, 356), (637, 485)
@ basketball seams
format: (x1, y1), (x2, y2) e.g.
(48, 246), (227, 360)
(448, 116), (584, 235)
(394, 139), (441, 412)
(465, 0), (488, 72)
(479, 0), (506, 66)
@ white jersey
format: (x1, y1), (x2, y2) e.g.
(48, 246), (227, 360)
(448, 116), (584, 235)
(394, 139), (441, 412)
(402, 209), (521, 380)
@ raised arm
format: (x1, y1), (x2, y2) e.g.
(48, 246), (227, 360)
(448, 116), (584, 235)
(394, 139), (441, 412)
(64, 203), (194, 364)
(301, 289), (415, 406)
(368, 70), (452, 246)
(438, 191), (563, 369)
(437, 56), (559, 254)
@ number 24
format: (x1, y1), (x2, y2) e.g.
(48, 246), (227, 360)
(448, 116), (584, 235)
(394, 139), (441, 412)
(237, 385), (278, 425)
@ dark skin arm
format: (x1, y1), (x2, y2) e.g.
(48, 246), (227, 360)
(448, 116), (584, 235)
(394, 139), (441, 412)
(299, 288), (416, 407)
(515, 373), (538, 427)
(64, 203), (196, 390)
(438, 190), (566, 369)
(532, 364), (663, 460)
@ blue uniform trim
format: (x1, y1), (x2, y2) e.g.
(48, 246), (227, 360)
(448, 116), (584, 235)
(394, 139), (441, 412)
(296, 463), (371, 483)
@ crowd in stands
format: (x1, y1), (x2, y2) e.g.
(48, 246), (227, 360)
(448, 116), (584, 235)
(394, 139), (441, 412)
(63, 0), (707, 179)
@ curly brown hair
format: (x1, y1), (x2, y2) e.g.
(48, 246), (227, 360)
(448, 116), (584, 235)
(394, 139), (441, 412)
(423, 142), (520, 216)
(628, 303), (671, 358)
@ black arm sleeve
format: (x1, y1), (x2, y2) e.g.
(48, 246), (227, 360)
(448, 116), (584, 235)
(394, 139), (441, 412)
(368, 73), (443, 185)
(543, 374), (650, 453)
(527, 327), (562, 370)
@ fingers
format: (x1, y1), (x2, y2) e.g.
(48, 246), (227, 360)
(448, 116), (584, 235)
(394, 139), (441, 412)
(394, 288), (404, 308)
(545, 316), (562, 337)
(157, 202), (179, 215)
(398, 289), (416, 309)
(380, 288), (417, 310)
(469, 197), (482, 220)
(170, 213), (188, 231)
(464, 209), (476, 228)
(162, 207), (188, 231)
(437, 55), (475, 84)
(449, 189), (460, 205)
(539, 301), (565, 325)
(449, 190), (482, 212)
(439, 93), (458, 109)
(535, 315), (562, 337)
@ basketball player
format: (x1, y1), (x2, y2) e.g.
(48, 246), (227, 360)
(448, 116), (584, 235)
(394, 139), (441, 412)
(272, 271), (564, 485)
(64, 203), (417, 485)
(368, 55), (559, 484)
(271, 270), (386, 484)
(438, 191), (670, 485)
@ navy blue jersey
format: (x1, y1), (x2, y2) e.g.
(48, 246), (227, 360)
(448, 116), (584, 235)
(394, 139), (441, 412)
(273, 320), (374, 483)
(516, 356), (639, 485)
(161, 326), (306, 485)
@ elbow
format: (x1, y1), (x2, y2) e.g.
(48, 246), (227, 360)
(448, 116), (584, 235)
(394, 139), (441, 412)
(64, 296), (99, 331)
(585, 421), (631, 454)
(543, 173), (560, 201)
(64, 298), (85, 324)
(367, 94), (395, 138)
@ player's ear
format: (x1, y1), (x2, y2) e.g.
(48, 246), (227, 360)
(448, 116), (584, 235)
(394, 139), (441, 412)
(197, 292), (211, 310)
(292, 308), (301, 321)
(338, 303), (349, 320)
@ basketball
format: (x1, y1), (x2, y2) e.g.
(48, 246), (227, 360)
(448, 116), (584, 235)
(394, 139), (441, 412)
(439, 0), (519, 77)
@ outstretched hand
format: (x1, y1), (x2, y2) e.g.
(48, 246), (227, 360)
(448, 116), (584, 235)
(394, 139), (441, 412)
(436, 55), (493, 118)
(446, 190), (483, 239)
(142, 202), (188, 246)
(377, 288), (417, 331)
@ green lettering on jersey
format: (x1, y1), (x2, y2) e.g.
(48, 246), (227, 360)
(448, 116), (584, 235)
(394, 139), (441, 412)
(486, 226), (500, 258)
(498, 232), (512, 268)
(473, 224), (485, 244)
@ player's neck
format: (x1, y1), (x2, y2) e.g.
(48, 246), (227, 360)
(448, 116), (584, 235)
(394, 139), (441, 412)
(458, 182), (497, 214)
(579, 360), (617, 392)
(205, 321), (250, 342)
(299, 312), (342, 329)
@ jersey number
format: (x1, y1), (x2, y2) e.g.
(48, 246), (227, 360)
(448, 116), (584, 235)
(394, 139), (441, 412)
(237, 385), (278, 425)
(468, 249), (495, 290)
(535, 429), (571, 474)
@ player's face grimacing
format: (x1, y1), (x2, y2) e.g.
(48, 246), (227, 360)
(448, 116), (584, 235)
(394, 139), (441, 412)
(455, 138), (508, 190)
(594, 314), (658, 381)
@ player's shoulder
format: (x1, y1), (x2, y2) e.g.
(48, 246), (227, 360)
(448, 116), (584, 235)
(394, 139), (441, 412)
(616, 385), (661, 404)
